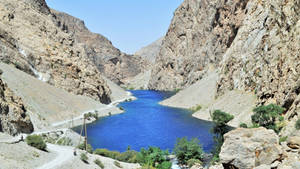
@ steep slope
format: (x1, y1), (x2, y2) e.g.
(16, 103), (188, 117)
(215, 0), (300, 134)
(0, 71), (33, 135)
(0, 63), (122, 130)
(134, 37), (163, 64)
(149, 0), (249, 90)
(51, 9), (149, 85)
(0, 0), (111, 103)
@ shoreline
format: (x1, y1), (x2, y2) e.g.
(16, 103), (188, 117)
(51, 92), (136, 129)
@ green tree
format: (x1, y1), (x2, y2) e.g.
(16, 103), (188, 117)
(251, 104), (284, 133)
(174, 137), (204, 165)
(136, 147), (170, 168)
(210, 110), (234, 163)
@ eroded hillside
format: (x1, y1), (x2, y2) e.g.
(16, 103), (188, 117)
(0, 0), (111, 103)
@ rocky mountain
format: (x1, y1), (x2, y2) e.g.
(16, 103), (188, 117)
(150, 0), (300, 134)
(0, 0), (111, 103)
(216, 0), (300, 133)
(51, 9), (149, 85)
(134, 37), (163, 64)
(149, 0), (249, 90)
(0, 72), (33, 136)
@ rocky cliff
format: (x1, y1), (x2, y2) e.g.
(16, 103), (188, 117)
(217, 0), (300, 126)
(51, 10), (149, 85)
(134, 37), (163, 64)
(149, 0), (249, 90)
(0, 0), (111, 103)
(0, 72), (33, 135)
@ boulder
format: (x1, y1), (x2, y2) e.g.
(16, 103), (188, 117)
(287, 136), (300, 149)
(220, 127), (282, 169)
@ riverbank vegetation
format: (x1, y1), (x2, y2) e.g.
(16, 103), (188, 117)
(210, 110), (234, 164)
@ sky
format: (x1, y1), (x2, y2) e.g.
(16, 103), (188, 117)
(46, 0), (183, 54)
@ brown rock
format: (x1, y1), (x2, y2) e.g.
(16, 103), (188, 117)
(0, 77), (33, 135)
(149, 0), (249, 90)
(0, 0), (111, 103)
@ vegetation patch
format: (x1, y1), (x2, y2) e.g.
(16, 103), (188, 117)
(78, 143), (93, 153)
(295, 119), (300, 130)
(210, 110), (234, 164)
(94, 159), (104, 169)
(114, 161), (123, 168)
(174, 137), (204, 165)
(251, 104), (285, 133)
(56, 137), (72, 146)
(26, 135), (47, 151)
(190, 105), (202, 112)
(80, 153), (89, 164)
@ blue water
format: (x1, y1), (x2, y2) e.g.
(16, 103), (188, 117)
(74, 90), (214, 152)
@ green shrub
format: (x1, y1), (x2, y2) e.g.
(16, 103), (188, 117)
(114, 161), (122, 168)
(116, 150), (138, 163)
(279, 136), (288, 144)
(187, 159), (202, 168)
(140, 164), (156, 169)
(94, 149), (121, 159)
(190, 105), (202, 112)
(57, 137), (72, 146)
(239, 123), (248, 128)
(157, 161), (172, 169)
(26, 135), (47, 151)
(94, 159), (104, 169)
(211, 110), (234, 127)
(80, 153), (89, 163)
(210, 110), (234, 164)
(136, 147), (169, 167)
(251, 104), (285, 133)
(174, 137), (204, 165)
(295, 119), (300, 130)
(119, 107), (124, 111)
(78, 143), (93, 153)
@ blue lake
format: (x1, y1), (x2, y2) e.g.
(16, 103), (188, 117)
(74, 90), (215, 152)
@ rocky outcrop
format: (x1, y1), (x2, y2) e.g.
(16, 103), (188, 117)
(134, 37), (163, 64)
(51, 10), (149, 85)
(220, 127), (282, 169)
(0, 0), (111, 103)
(0, 73), (33, 135)
(149, 0), (249, 90)
(215, 0), (300, 133)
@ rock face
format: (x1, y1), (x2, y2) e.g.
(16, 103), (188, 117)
(51, 10), (149, 85)
(0, 75), (33, 135)
(220, 127), (282, 169)
(217, 0), (300, 108)
(0, 0), (111, 103)
(134, 37), (163, 64)
(215, 0), (300, 133)
(149, 0), (249, 90)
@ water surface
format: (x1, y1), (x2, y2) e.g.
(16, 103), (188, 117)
(74, 90), (214, 152)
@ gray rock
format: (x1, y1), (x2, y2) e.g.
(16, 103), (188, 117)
(220, 127), (282, 169)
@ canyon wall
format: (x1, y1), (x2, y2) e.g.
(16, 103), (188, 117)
(0, 0), (111, 103)
(52, 10), (149, 85)
(149, 0), (249, 90)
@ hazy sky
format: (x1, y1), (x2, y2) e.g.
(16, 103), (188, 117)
(46, 0), (183, 54)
